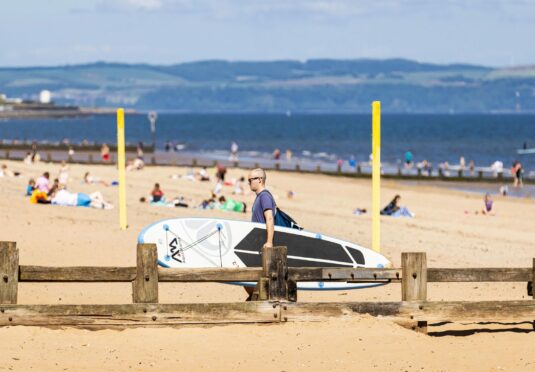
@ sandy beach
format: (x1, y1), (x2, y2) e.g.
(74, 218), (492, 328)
(1, 159), (535, 371)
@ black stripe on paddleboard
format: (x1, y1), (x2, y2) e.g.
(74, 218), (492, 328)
(234, 228), (360, 266)
(346, 246), (365, 265)
(234, 251), (353, 268)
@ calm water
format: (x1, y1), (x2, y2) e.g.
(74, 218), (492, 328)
(1, 113), (534, 171)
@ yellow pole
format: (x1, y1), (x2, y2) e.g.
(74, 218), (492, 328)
(117, 108), (127, 230)
(372, 101), (381, 252)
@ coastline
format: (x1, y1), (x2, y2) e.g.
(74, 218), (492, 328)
(0, 107), (135, 119)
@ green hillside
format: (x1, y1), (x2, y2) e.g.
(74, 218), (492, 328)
(0, 59), (534, 113)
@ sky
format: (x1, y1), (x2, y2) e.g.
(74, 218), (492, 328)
(1, 0), (535, 68)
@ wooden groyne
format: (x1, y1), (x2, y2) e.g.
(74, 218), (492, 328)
(0, 146), (532, 184)
(1, 242), (534, 333)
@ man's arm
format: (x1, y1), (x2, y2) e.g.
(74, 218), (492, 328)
(263, 209), (274, 248)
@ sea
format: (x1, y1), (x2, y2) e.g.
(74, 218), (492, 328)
(1, 113), (534, 172)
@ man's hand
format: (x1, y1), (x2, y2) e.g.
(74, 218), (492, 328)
(263, 242), (273, 248)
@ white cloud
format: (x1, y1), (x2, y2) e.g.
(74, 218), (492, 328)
(83, 0), (535, 21)
(125, 0), (163, 10)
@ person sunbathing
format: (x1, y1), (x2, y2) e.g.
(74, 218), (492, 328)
(51, 188), (113, 209)
(0, 164), (20, 177)
(151, 183), (164, 202)
(83, 172), (109, 187)
(26, 178), (36, 196)
(381, 195), (414, 217)
(218, 196), (247, 213)
(47, 178), (60, 197)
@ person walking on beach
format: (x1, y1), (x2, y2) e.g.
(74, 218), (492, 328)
(244, 168), (275, 301)
(100, 144), (110, 162)
(248, 168), (274, 249)
(512, 161), (524, 188)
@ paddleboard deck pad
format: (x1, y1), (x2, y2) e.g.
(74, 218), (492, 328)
(138, 218), (392, 290)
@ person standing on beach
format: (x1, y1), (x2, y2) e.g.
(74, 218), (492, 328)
(512, 161), (524, 188)
(230, 141), (239, 161)
(404, 151), (413, 168)
(100, 144), (110, 162)
(248, 168), (274, 249)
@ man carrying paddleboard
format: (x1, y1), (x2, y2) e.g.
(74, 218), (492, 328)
(248, 168), (275, 249)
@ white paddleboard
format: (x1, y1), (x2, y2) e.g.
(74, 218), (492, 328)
(138, 217), (392, 290)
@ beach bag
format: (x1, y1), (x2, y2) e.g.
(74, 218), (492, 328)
(274, 207), (303, 230)
(262, 190), (302, 230)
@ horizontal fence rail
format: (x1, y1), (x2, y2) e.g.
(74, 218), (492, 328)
(16, 266), (533, 283)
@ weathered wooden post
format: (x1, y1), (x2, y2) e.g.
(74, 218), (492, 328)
(275, 162), (280, 170)
(261, 246), (289, 301)
(401, 252), (427, 333)
(46, 152), (52, 162)
(132, 243), (159, 303)
(88, 153), (93, 163)
(316, 165), (321, 173)
(5, 150), (9, 160)
(532, 258), (535, 330)
(0, 242), (19, 304)
(151, 156), (156, 165)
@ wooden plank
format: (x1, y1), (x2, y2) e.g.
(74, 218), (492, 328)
(262, 246), (289, 301)
(133, 244), (158, 303)
(401, 252), (427, 333)
(532, 258), (535, 299)
(289, 267), (401, 281)
(16, 266), (533, 283)
(402, 252), (427, 301)
(19, 266), (136, 282)
(282, 300), (535, 323)
(257, 277), (269, 301)
(158, 267), (262, 282)
(0, 302), (280, 327)
(0, 242), (19, 304)
(428, 268), (531, 282)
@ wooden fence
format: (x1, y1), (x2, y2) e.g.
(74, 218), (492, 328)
(1, 241), (534, 333)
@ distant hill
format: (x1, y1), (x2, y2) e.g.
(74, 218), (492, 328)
(1, 59), (534, 113)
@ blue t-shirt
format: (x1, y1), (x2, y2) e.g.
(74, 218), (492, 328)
(252, 190), (275, 223)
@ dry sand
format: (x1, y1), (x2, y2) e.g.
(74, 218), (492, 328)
(0, 159), (534, 371)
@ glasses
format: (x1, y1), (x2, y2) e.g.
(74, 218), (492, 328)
(248, 177), (262, 184)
